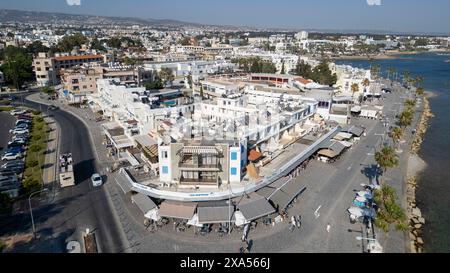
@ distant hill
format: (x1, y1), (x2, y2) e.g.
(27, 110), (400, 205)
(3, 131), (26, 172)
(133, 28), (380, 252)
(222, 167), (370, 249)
(0, 9), (202, 27)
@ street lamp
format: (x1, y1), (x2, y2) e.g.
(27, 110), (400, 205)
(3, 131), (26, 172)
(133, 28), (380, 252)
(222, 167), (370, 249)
(28, 188), (49, 238)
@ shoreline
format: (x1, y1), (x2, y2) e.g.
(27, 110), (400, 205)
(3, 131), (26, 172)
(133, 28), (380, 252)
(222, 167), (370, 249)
(405, 92), (435, 253)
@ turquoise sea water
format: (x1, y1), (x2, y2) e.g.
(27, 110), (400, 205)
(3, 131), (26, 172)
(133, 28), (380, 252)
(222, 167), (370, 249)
(337, 53), (450, 252)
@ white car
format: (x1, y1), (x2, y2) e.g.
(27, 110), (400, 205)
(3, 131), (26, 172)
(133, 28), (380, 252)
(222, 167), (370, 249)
(10, 128), (29, 135)
(10, 109), (26, 116)
(2, 152), (22, 161)
(91, 173), (103, 187)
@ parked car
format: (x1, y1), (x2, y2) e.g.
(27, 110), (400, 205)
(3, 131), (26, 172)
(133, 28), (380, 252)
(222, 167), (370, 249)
(91, 173), (103, 187)
(0, 166), (23, 175)
(1, 160), (24, 169)
(13, 133), (30, 140)
(7, 146), (25, 154)
(10, 128), (29, 135)
(9, 109), (26, 116)
(7, 141), (25, 148)
(17, 115), (33, 120)
(1, 152), (23, 161)
(16, 119), (33, 126)
(8, 138), (27, 145)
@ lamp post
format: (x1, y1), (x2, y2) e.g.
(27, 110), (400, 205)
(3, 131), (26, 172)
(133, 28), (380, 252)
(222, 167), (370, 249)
(28, 188), (49, 238)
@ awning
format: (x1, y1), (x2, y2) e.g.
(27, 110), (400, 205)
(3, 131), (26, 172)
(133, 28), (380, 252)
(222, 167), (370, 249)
(158, 200), (197, 220)
(317, 149), (338, 158)
(248, 149), (263, 161)
(181, 146), (220, 155)
(351, 106), (362, 112)
(333, 132), (353, 141)
(234, 211), (250, 227)
(115, 174), (134, 194)
(342, 125), (365, 137)
(134, 134), (157, 147)
(131, 193), (157, 214)
(269, 180), (306, 211)
(235, 193), (275, 221)
(197, 201), (235, 224)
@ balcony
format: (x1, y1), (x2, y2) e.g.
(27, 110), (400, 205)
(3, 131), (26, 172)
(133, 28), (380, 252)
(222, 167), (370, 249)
(178, 162), (221, 171)
(179, 177), (218, 186)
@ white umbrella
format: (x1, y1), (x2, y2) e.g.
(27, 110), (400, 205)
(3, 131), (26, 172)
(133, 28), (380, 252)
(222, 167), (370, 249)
(355, 196), (367, 203)
(144, 208), (161, 221)
(234, 211), (250, 227)
(187, 213), (203, 227)
(348, 207), (364, 217)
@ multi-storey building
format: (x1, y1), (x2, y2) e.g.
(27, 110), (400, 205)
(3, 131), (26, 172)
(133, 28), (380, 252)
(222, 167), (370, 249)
(32, 52), (105, 86)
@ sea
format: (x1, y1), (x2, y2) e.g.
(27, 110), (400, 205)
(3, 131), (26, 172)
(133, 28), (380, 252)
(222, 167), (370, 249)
(337, 52), (450, 253)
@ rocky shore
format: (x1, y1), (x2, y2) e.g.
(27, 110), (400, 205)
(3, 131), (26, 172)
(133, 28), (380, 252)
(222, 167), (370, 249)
(406, 93), (434, 253)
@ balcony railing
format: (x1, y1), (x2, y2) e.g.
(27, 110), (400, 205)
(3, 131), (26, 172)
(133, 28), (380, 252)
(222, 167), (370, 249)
(178, 162), (221, 170)
(180, 177), (217, 185)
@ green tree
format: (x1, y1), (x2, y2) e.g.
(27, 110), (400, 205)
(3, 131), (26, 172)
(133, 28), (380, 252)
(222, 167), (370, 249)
(311, 60), (337, 86)
(145, 79), (164, 90)
(26, 41), (49, 55)
(293, 60), (313, 79)
(416, 87), (424, 96)
(123, 57), (137, 66)
(0, 46), (33, 90)
(373, 185), (408, 232)
(398, 110), (414, 128)
(106, 37), (122, 48)
(91, 38), (106, 51)
(159, 68), (175, 86)
(57, 33), (88, 52)
(41, 86), (55, 95)
(375, 145), (399, 178)
(22, 177), (41, 194)
(390, 127), (404, 148)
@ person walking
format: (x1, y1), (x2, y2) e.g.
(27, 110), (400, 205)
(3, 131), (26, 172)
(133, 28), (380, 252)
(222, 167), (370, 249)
(326, 223), (331, 233)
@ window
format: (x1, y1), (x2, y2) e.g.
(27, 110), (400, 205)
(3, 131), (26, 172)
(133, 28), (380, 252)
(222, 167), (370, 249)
(230, 167), (237, 175)
(162, 166), (168, 174)
(230, 152), (237, 160)
(162, 151), (168, 159)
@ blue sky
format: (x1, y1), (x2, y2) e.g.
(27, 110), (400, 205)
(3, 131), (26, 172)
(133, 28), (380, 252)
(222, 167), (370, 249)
(1, 0), (449, 34)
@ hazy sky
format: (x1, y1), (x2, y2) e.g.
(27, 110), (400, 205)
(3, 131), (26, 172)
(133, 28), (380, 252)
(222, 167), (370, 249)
(1, 0), (449, 34)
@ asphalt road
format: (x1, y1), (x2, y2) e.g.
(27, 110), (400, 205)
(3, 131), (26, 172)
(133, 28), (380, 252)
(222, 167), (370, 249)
(0, 92), (128, 253)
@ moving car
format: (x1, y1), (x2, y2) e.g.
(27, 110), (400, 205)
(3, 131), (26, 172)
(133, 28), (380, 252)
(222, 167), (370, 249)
(1, 152), (23, 161)
(91, 173), (103, 187)
(48, 105), (59, 110)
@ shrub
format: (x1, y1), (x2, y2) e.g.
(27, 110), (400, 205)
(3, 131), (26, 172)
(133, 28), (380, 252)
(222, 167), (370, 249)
(0, 106), (14, 112)
(29, 144), (44, 153)
(32, 109), (41, 115)
(26, 160), (39, 168)
(22, 177), (41, 193)
(35, 116), (44, 123)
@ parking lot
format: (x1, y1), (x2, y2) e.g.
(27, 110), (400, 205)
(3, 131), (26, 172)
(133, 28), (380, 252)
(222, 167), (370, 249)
(0, 107), (34, 199)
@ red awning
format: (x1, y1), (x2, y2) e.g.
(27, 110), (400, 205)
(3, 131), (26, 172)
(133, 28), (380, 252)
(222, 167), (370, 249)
(248, 149), (263, 162)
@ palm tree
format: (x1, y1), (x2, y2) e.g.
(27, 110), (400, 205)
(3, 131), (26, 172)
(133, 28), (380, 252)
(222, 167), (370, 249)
(374, 145), (399, 183)
(415, 75), (424, 87)
(398, 109), (414, 128)
(404, 99), (417, 109)
(402, 70), (411, 86)
(416, 86), (425, 96)
(350, 83), (359, 99)
(390, 127), (404, 149)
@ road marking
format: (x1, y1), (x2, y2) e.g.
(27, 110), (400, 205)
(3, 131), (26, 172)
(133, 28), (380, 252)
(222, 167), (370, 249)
(314, 205), (321, 219)
(367, 153), (375, 156)
(347, 163), (353, 171)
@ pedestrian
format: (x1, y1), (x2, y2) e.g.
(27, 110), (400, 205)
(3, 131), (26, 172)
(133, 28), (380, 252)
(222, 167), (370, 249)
(326, 223), (331, 233)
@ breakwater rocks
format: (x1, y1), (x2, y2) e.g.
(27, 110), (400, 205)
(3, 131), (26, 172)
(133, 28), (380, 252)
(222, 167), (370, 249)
(411, 96), (434, 155)
(406, 176), (425, 253)
(407, 94), (434, 253)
